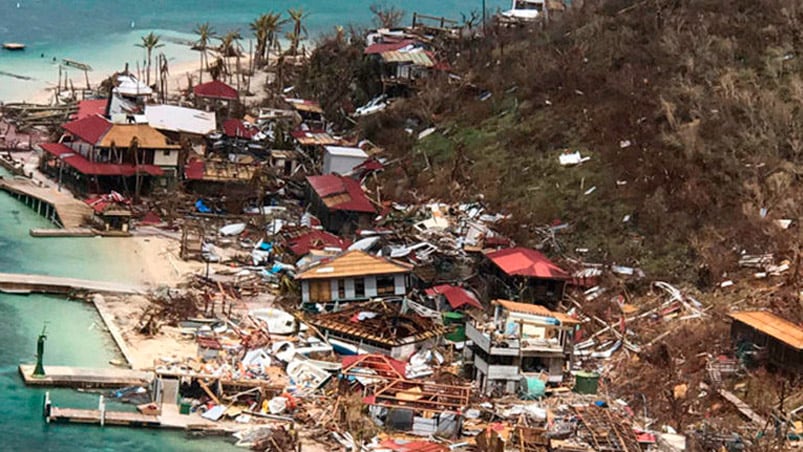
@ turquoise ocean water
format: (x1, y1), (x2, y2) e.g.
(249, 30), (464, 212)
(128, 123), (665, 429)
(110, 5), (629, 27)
(0, 2), (509, 449)
(0, 0), (507, 102)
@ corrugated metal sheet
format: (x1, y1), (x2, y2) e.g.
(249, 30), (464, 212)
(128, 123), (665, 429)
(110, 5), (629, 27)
(380, 51), (434, 67)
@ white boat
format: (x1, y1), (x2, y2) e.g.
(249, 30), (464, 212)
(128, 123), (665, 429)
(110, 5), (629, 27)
(219, 222), (246, 236)
(286, 357), (333, 390)
(249, 308), (304, 335)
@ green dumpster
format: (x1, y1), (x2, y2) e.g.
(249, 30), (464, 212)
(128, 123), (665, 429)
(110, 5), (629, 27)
(574, 371), (600, 394)
(179, 400), (192, 415)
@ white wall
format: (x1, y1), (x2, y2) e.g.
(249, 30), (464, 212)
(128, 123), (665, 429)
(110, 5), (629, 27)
(323, 152), (367, 175)
(153, 149), (179, 167)
(394, 274), (406, 295)
(365, 275), (377, 297)
(301, 280), (310, 303)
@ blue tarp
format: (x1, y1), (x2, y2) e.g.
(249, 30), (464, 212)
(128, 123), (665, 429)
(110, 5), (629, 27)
(195, 199), (211, 213)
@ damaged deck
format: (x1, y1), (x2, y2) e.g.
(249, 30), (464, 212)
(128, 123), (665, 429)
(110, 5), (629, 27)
(0, 177), (92, 228)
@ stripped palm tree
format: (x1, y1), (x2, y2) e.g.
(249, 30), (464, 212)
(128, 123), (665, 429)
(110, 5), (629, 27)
(265, 13), (286, 64)
(193, 22), (216, 83)
(218, 30), (243, 83)
(136, 32), (164, 85)
(251, 12), (285, 68)
(286, 8), (308, 56)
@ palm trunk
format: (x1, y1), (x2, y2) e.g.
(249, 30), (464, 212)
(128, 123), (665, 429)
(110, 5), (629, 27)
(134, 149), (141, 203)
(146, 50), (152, 85)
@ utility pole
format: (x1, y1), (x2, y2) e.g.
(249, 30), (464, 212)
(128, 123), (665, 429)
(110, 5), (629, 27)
(482, 0), (487, 34)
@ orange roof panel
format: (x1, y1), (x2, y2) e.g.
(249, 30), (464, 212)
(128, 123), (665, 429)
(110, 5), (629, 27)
(729, 311), (803, 350)
(296, 250), (412, 280)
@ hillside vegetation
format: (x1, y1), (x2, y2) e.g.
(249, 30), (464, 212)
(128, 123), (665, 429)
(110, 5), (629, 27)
(302, 0), (802, 293)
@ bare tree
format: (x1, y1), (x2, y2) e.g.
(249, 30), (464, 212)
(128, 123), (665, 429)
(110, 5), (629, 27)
(370, 3), (404, 29)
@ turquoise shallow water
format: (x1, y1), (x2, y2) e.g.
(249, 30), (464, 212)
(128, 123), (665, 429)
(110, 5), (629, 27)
(0, 171), (234, 449)
(0, 2), (510, 448)
(0, 0), (508, 101)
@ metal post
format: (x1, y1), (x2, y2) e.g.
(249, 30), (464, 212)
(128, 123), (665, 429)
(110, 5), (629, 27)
(99, 395), (105, 427)
(32, 325), (47, 377)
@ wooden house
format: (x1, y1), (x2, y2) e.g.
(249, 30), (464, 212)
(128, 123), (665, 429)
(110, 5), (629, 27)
(39, 115), (180, 195)
(296, 250), (412, 306)
(305, 174), (376, 234)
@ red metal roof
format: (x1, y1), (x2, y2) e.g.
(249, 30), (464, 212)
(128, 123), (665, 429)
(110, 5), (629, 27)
(62, 114), (112, 145)
(307, 174), (376, 213)
(364, 39), (418, 55)
(377, 439), (448, 452)
(222, 119), (258, 139)
(341, 354), (407, 380)
(41, 142), (74, 157)
(72, 99), (108, 120)
(193, 80), (238, 100)
(425, 284), (483, 310)
(485, 247), (569, 280)
(44, 143), (163, 176)
(286, 229), (351, 256)
(184, 158), (205, 180)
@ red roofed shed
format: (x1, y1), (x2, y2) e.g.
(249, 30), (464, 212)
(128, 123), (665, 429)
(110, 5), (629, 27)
(306, 174), (376, 234)
(484, 247), (569, 306)
(193, 80), (238, 101)
(486, 247), (569, 279)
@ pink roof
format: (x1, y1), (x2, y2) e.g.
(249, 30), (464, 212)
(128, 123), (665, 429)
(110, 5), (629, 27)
(42, 143), (163, 176)
(486, 247), (569, 280)
(286, 229), (351, 256)
(307, 174), (376, 213)
(425, 284), (482, 310)
(222, 119), (258, 139)
(72, 99), (108, 120)
(62, 114), (112, 145)
(364, 39), (418, 55)
(193, 80), (238, 100)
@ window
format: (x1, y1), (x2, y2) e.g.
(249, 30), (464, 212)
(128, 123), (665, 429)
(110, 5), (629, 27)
(163, 150), (171, 156)
(337, 279), (346, 299)
(376, 275), (395, 296)
(354, 278), (365, 298)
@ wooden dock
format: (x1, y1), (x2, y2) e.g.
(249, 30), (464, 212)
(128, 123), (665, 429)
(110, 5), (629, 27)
(0, 176), (92, 228)
(19, 365), (152, 388)
(0, 272), (145, 295)
(49, 407), (161, 427)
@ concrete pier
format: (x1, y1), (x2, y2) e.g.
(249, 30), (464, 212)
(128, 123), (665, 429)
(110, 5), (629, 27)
(0, 272), (145, 295)
(19, 365), (152, 388)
